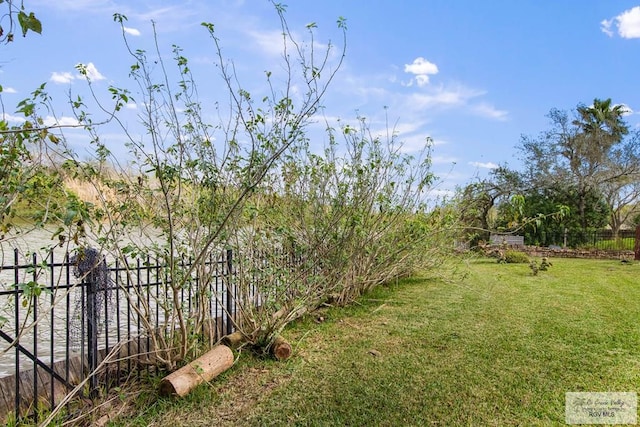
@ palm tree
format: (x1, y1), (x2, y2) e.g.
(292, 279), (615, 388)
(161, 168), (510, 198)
(574, 98), (629, 150)
(571, 98), (629, 230)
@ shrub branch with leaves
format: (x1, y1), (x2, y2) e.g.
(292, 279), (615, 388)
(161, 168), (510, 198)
(41, 3), (349, 368)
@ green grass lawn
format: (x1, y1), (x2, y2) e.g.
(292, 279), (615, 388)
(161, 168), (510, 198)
(110, 257), (640, 426)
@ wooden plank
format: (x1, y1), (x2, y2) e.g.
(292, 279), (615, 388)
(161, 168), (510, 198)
(0, 374), (18, 421)
(17, 368), (35, 415)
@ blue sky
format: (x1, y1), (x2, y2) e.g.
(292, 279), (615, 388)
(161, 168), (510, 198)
(2, 1), (640, 198)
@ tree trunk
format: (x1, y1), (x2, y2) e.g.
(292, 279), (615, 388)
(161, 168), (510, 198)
(159, 345), (234, 397)
(609, 209), (622, 239)
(635, 225), (640, 261)
(578, 189), (587, 232)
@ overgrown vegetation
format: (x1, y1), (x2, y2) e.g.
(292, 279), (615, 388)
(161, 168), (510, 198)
(1, 3), (458, 423)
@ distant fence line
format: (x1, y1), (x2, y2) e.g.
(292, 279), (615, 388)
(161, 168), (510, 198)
(484, 229), (636, 251)
(523, 228), (637, 250)
(0, 248), (244, 424)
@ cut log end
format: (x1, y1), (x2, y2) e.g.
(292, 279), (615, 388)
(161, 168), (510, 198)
(159, 379), (177, 396)
(271, 336), (292, 361)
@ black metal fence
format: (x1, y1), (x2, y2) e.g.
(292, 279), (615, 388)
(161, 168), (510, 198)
(523, 229), (637, 250)
(0, 248), (236, 423)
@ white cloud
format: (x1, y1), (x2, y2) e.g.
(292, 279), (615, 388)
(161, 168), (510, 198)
(469, 161), (498, 169)
(602, 6), (640, 39)
(600, 19), (614, 37)
(341, 74), (390, 100)
(135, 6), (198, 29)
(409, 84), (485, 109)
(376, 121), (423, 137)
(81, 63), (106, 81)
(244, 27), (331, 64)
(432, 155), (458, 164)
(471, 103), (509, 121)
(404, 85), (506, 121)
(43, 116), (81, 127)
(1, 86), (17, 94)
(50, 62), (105, 84)
(405, 57), (438, 75)
(123, 26), (141, 36)
(415, 75), (430, 87)
(395, 133), (435, 153)
(247, 29), (288, 57)
(50, 71), (75, 84)
(617, 6), (640, 38)
(2, 113), (26, 123)
(404, 57), (439, 86)
(134, 4), (233, 34)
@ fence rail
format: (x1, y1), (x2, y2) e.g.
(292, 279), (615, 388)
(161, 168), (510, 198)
(0, 248), (237, 423)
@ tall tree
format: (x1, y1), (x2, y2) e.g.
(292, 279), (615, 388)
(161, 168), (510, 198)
(569, 98), (629, 229)
(519, 98), (632, 231)
(600, 131), (640, 235)
(574, 98), (629, 147)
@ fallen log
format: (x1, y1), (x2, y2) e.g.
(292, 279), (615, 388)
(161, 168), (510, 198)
(271, 336), (292, 361)
(221, 331), (247, 349)
(159, 345), (233, 397)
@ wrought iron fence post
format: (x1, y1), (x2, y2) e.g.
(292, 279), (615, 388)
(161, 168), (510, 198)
(84, 270), (99, 398)
(13, 248), (20, 421)
(225, 249), (234, 336)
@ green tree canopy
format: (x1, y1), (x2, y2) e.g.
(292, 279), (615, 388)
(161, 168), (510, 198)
(518, 98), (633, 231)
